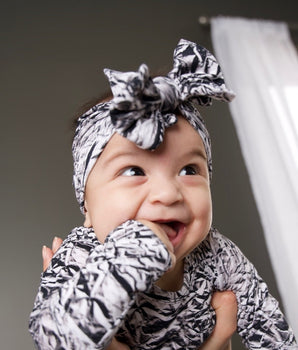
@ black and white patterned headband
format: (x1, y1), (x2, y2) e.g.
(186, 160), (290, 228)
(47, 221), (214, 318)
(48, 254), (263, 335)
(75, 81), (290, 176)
(73, 39), (235, 212)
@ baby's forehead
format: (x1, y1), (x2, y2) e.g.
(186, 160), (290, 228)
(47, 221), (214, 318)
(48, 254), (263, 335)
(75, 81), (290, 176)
(99, 115), (207, 161)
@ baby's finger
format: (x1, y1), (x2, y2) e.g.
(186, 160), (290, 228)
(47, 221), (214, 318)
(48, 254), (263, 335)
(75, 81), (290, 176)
(211, 291), (237, 340)
(51, 236), (63, 254)
(42, 246), (54, 272)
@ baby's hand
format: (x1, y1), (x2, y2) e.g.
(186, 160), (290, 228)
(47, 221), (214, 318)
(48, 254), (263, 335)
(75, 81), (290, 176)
(199, 291), (237, 350)
(137, 219), (176, 271)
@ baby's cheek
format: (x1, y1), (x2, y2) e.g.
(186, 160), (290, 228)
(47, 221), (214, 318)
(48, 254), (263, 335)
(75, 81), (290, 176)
(196, 194), (212, 229)
(206, 200), (213, 227)
(94, 207), (135, 243)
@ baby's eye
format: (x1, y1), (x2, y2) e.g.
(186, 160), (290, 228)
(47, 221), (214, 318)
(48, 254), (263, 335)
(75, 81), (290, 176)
(121, 166), (145, 176)
(179, 165), (198, 176)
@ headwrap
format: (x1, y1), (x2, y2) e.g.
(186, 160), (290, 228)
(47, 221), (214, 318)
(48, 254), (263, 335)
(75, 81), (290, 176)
(72, 39), (235, 212)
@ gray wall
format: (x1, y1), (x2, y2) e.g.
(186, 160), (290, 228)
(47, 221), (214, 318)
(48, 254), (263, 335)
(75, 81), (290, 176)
(1, 1), (297, 349)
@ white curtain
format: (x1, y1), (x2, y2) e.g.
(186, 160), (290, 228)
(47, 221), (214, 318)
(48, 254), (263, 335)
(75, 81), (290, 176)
(211, 17), (298, 336)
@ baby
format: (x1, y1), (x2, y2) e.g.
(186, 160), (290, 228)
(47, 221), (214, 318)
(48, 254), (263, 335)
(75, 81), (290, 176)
(29, 39), (297, 349)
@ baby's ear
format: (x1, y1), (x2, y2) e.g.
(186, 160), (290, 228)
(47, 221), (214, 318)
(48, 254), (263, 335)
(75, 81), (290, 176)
(83, 201), (92, 228)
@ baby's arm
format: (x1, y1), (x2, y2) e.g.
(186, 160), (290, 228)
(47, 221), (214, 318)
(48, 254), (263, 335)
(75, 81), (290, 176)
(211, 230), (297, 349)
(29, 221), (172, 350)
(42, 238), (130, 350)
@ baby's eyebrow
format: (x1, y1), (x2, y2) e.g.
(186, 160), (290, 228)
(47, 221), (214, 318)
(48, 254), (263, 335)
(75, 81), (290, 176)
(101, 150), (139, 165)
(101, 146), (207, 165)
(186, 149), (207, 161)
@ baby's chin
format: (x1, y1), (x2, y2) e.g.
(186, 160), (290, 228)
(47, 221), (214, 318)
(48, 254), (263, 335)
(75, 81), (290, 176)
(87, 225), (110, 244)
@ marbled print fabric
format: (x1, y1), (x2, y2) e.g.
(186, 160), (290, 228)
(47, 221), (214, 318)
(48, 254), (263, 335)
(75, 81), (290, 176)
(29, 222), (297, 349)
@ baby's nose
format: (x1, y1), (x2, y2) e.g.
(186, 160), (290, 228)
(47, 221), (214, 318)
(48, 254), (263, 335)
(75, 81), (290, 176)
(148, 177), (183, 206)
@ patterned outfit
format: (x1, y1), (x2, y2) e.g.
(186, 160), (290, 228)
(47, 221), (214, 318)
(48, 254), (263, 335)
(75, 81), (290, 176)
(29, 221), (296, 349)
(29, 40), (297, 349)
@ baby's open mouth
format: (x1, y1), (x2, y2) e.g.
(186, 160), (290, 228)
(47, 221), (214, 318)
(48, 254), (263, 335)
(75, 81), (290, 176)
(157, 221), (185, 240)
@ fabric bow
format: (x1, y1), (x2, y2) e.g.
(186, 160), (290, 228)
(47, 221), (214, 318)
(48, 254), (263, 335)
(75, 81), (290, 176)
(104, 38), (235, 150)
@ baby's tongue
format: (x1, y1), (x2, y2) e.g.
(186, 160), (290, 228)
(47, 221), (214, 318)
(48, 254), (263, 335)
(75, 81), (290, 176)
(159, 222), (178, 238)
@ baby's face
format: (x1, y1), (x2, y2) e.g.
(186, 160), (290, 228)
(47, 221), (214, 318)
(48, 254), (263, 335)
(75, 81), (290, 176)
(84, 116), (212, 263)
